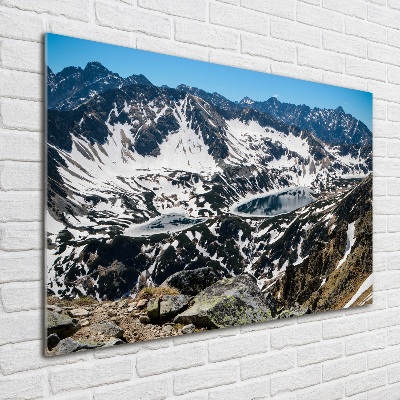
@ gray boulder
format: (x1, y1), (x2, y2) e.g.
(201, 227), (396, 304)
(50, 337), (102, 355)
(91, 322), (124, 338)
(174, 274), (273, 328)
(47, 310), (80, 339)
(159, 295), (191, 320)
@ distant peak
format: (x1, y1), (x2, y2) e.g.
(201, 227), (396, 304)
(335, 106), (345, 113)
(240, 96), (255, 105)
(266, 96), (280, 106)
(84, 61), (111, 75)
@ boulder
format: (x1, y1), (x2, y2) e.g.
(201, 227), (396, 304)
(161, 267), (225, 296)
(50, 337), (102, 355)
(91, 322), (124, 338)
(47, 333), (60, 350)
(137, 299), (148, 308)
(181, 324), (195, 334)
(174, 274), (273, 328)
(147, 298), (159, 320)
(139, 315), (151, 324)
(47, 310), (80, 339)
(159, 295), (191, 320)
(68, 308), (90, 318)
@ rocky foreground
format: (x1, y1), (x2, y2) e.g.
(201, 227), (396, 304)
(46, 271), (307, 355)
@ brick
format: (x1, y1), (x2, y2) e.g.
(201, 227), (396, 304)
(50, 359), (133, 394)
(0, 310), (40, 345)
(322, 72), (367, 91)
(388, 29), (400, 49)
(369, 345), (400, 370)
(173, 325), (236, 345)
(271, 323), (322, 349)
(345, 330), (386, 356)
(209, 332), (269, 362)
(271, 19), (320, 47)
(368, 309), (400, 330)
(388, 103), (400, 122)
(368, 384), (400, 400)
(1, 281), (41, 312)
(0, 161), (42, 190)
(323, 315), (366, 339)
(241, 0), (296, 20)
(387, 289), (400, 307)
(273, 62), (323, 83)
(375, 270), (400, 291)
(138, 0), (206, 21)
(0, 192), (41, 223)
(297, 3), (343, 32)
(388, 364), (400, 384)
(373, 139), (387, 158)
(0, 222), (42, 251)
(297, 381), (343, 400)
(388, 326), (400, 345)
(175, 20), (238, 50)
(1, 0), (90, 21)
(387, 251), (400, 269)
(323, 355), (366, 382)
(136, 344), (206, 377)
(375, 233), (400, 252)
(0, 251), (41, 283)
(369, 43), (400, 67)
(323, 0), (366, 18)
(374, 121), (400, 139)
(0, 130), (41, 161)
(241, 34), (296, 63)
(298, 47), (344, 73)
(1, 99), (43, 132)
(389, 0), (400, 10)
(208, 379), (269, 400)
(374, 197), (400, 214)
(270, 365), (321, 396)
(174, 363), (238, 395)
(241, 350), (295, 380)
(0, 39), (42, 73)
(374, 100), (387, 121)
(210, 2), (269, 36)
(345, 18), (386, 43)
(373, 178), (387, 196)
(345, 57), (386, 81)
(368, 4), (400, 30)
(0, 10), (44, 42)
(323, 31), (366, 58)
(96, 1), (171, 39)
(297, 341), (343, 366)
(388, 66), (400, 85)
(345, 369), (386, 396)
(209, 50), (270, 74)
(94, 378), (169, 400)
(0, 371), (46, 399)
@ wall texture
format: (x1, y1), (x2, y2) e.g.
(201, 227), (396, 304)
(0, 0), (400, 399)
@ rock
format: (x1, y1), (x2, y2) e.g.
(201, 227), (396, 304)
(181, 324), (195, 334)
(159, 295), (191, 320)
(47, 333), (60, 350)
(174, 274), (273, 329)
(81, 319), (90, 327)
(139, 316), (151, 324)
(137, 299), (148, 308)
(91, 322), (124, 338)
(68, 308), (90, 318)
(161, 267), (226, 296)
(47, 310), (80, 339)
(147, 298), (159, 320)
(50, 337), (102, 355)
(47, 305), (63, 313)
(162, 325), (173, 334)
(105, 338), (124, 346)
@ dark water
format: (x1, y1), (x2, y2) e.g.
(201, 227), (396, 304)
(236, 187), (316, 216)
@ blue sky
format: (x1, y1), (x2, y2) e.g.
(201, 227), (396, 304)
(46, 34), (372, 130)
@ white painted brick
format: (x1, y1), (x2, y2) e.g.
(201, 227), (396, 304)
(50, 359), (133, 394)
(0, 222), (42, 251)
(0, 161), (42, 190)
(0, 310), (40, 345)
(369, 43), (400, 67)
(388, 103), (400, 122)
(136, 343), (206, 377)
(240, 350), (295, 380)
(173, 326), (236, 345)
(0, 192), (41, 222)
(1, 99), (43, 132)
(208, 332), (269, 362)
(323, 354), (366, 382)
(323, 0), (367, 18)
(373, 139), (387, 158)
(388, 327), (400, 345)
(96, 1), (171, 39)
(346, 369), (387, 396)
(345, 18), (387, 43)
(174, 363), (238, 395)
(388, 0), (400, 10)
(368, 81), (400, 105)
(323, 31), (367, 57)
(387, 290), (400, 307)
(387, 252), (400, 269)
(297, 341), (343, 366)
(387, 66), (400, 85)
(297, 2), (343, 32)
(94, 378), (169, 400)
(209, 50), (270, 74)
(368, 309), (400, 330)
(0, 130), (41, 161)
(271, 323), (322, 349)
(166, 395), (207, 400)
(345, 331), (386, 356)
(388, 29), (400, 49)
(373, 121), (400, 139)
(0, 370), (46, 399)
(1, 0), (90, 21)
(297, 381), (344, 400)
(301, 0), (321, 4)
(323, 315), (366, 339)
(374, 197), (400, 215)
(368, 346), (400, 369)
(375, 233), (400, 252)
(241, 34), (296, 63)
(270, 365), (321, 396)
(138, 0), (206, 21)
(366, 0), (386, 4)
(387, 216), (400, 232)
(368, 383), (400, 400)
(0, 39), (42, 73)
(0, 251), (41, 283)
(345, 57), (386, 81)
(210, 2), (269, 36)
(298, 47), (344, 73)
(388, 364), (400, 384)
(271, 19), (320, 47)
(0, 9), (44, 42)
(1, 281), (41, 312)
(322, 72), (367, 91)
(240, 0), (296, 20)
(373, 178), (387, 196)
(375, 271), (400, 290)
(272, 62), (323, 84)
(368, 4), (400, 30)
(175, 20), (238, 50)
(208, 379), (269, 400)
(374, 100), (387, 121)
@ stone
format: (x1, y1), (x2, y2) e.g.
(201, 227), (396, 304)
(47, 310), (80, 339)
(47, 305), (63, 313)
(159, 295), (191, 320)
(105, 337), (124, 346)
(81, 319), (90, 327)
(50, 337), (102, 355)
(137, 299), (148, 308)
(181, 324), (195, 334)
(47, 333), (60, 350)
(68, 308), (90, 318)
(139, 315), (151, 324)
(162, 325), (173, 334)
(174, 274), (273, 328)
(147, 298), (159, 321)
(91, 322), (124, 338)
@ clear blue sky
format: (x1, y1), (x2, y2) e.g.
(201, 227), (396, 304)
(46, 34), (372, 130)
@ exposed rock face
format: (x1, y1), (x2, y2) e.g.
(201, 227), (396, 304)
(174, 274), (272, 328)
(147, 295), (191, 322)
(47, 310), (80, 339)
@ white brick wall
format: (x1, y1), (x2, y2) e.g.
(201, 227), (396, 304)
(0, 1), (399, 398)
